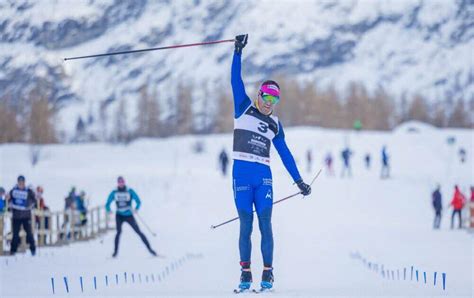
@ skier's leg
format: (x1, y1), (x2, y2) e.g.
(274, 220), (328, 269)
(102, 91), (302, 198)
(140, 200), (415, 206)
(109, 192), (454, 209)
(10, 219), (22, 254)
(126, 216), (154, 253)
(113, 214), (124, 256)
(255, 176), (274, 289)
(22, 218), (36, 255)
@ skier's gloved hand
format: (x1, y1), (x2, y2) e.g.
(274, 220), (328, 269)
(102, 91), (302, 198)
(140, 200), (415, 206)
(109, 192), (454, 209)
(235, 34), (248, 54)
(296, 180), (311, 196)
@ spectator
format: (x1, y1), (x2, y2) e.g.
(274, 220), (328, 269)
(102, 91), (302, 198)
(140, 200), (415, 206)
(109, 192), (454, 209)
(306, 149), (313, 173)
(432, 185), (442, 229)
(35, 186), (50, 244)
(325, 152), (334, 176)
(364, 153), (371, 170)
(470, 186), (474, 203)
(76, 191), (88, 226)
(61, 187), (77, 240)
(0, 187), (6, 214)
(458, 148), (466, 163)
(381, 146), (390, 179)
(341, 147), (352, 178)
(6, 175), (37, 255)
(449, 185), (466, 229)
(218, 149), (229, 177)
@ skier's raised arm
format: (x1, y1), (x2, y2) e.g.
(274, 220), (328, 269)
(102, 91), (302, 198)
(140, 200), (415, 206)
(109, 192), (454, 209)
(231, 34), (251, 118)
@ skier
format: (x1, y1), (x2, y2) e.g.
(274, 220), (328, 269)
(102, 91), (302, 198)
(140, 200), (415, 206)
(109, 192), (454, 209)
(218, 148), (229, 176)
(432, 184), (442, 229)
(449, 185), (466, 229)
(341, 147), (352, 178)
(105, 176), (157, 257)
(231, 34), (311, 292)
(6, 175), (37, 255)
(381, 146), (390, 179)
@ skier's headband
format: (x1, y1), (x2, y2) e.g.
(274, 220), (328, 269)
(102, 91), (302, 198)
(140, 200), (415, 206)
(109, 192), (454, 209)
(260, 84), (280, 97)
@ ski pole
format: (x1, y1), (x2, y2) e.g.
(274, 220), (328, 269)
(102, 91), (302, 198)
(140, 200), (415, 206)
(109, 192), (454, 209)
(63, 38), (235, 61)
(134, 212), (157, 237)
(210, 168), (323, 230)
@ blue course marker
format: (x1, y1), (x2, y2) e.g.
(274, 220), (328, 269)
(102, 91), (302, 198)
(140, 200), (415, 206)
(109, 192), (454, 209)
(63, 277), (69, 293)
(416, 270), (419, 282)
(51, 277), (55, 294)
(139, 273), (142, 283)
(124, 272), (127, 284)
(132, 273), (135, 283)
(442, 273), (446, 290)
(434, 272), (437, 286)
(411, 266), (414, 281)
(115, 274), (118, 285)
(94, 276), (97, 290)
(105, 275), (108, 287)
(423, 272), (426, 284)
(404, 268), (406, 280)
(397, 269), (400, 280)
(152, 274), (155, 282)
(80, 276), (84, 293)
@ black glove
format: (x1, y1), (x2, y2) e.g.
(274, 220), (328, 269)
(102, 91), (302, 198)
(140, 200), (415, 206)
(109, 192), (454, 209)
(235, 34), (248, 54)
(296, 180), (311, 196)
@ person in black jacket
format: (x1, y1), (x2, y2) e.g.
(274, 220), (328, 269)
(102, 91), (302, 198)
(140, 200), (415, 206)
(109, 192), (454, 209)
(6, 175), (37, 255)
(432, 184), (442, 229)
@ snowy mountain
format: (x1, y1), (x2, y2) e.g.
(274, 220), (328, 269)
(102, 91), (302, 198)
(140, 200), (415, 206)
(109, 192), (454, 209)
(1, 0), (473, 139)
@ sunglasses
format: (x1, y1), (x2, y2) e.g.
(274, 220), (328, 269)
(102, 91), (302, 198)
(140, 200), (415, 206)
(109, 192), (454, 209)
(261, 93), (280, 105)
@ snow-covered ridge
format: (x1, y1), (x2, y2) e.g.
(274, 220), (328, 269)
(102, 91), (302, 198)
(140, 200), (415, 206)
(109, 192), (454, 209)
(1, 0), (472, 139)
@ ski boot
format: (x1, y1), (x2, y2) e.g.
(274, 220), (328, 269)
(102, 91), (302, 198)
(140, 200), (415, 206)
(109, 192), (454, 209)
(260, 267), (274, 290)
(237, 262), (252, 291)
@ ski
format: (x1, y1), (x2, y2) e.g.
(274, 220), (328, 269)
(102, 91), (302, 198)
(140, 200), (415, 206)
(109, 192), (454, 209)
(233, 288), (252, 294)
(252, 288), (274, 294)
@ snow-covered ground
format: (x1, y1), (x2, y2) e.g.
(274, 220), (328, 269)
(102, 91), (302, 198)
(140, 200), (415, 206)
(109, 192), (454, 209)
(0, 125), (473, 297)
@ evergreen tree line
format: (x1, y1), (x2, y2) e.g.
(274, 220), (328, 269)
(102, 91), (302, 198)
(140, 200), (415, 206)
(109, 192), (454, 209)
(1, 78), (472, 144)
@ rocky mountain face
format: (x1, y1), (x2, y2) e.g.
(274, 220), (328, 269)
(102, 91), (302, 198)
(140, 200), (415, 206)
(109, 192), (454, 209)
(1, 0), (472, 140)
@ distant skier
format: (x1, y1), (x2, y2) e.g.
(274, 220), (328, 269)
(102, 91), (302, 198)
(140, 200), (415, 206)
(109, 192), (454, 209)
(449, 185), (466, 229)
(432, 185), (442, 229)
(231, 34), (311, 292)
(380, 146), (390, 179)
(218, 148), (229, 176)
(306, 149), (312, 173)
(341, 147), (352, 178)
(325, 152), (334, 176)
(106, 176), (157, 257)
(6, 175), (37, 256)
(364, 153), (371, 170)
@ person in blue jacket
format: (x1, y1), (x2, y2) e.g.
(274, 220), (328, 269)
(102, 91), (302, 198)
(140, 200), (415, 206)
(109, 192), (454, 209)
(231, 34), (312, 291)
(105, 176), (156, 258)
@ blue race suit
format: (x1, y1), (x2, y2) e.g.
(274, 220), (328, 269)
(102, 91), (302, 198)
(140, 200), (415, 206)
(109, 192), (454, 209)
(231, 51), (302, 267)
